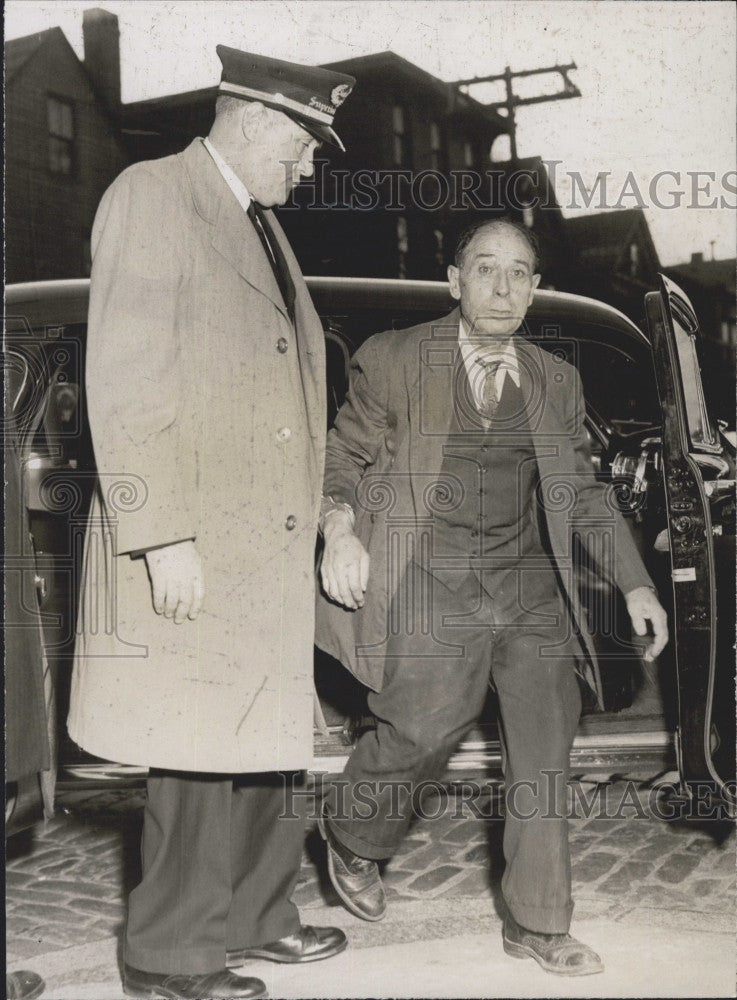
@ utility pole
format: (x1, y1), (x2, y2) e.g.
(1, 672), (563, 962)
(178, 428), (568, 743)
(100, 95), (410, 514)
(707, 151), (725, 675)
(453, 63), (581, 161)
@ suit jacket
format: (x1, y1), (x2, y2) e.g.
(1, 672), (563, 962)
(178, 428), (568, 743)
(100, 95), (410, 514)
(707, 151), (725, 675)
(69, 138), (326, 773)
(315, 309), (654, 703)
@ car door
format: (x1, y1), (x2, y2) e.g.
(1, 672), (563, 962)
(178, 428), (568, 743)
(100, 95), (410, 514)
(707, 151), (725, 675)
(645, 274), (736, 815)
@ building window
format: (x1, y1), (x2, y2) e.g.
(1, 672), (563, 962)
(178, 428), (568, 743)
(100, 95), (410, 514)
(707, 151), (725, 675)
(463, 140), (475, 168)
(629, 242), (639, 277)
(392, 104), (406, 166)
(433, 228), (444, 272)
(47, 96), (75, 175)
(396, 216), (409, 278)
(721, 319), (736, 347)
(430, 122), (443, 171)
(491, 134), (511, 163)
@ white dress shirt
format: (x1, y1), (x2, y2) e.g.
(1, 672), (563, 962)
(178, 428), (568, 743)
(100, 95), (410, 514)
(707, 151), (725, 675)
(203, 137), (252, 215)
(458, 317), (520, 414)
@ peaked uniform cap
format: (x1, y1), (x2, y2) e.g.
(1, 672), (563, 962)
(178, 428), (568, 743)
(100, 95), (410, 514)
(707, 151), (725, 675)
(216, 45), (355, 151)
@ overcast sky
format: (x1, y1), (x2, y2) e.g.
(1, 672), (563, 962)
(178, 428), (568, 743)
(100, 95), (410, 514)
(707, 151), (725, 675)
(6, 0), (736, 265)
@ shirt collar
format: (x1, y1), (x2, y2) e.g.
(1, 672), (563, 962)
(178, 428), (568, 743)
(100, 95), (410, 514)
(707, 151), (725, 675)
(203, 137), (252, 215)
(458, 317), (520, 388)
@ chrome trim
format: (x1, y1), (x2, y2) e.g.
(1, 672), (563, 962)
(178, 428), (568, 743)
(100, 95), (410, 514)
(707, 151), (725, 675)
(704, 479), (736, 498)
(690, 453), (731, 478)
(59, 727), (675, 789)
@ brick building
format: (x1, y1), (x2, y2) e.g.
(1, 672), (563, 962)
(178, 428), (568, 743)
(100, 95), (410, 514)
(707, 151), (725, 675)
(564, 208), (662, 325)
(563, 211), (735, 420)
(5, 9), (128, 283)
(666, 253), (736, 353)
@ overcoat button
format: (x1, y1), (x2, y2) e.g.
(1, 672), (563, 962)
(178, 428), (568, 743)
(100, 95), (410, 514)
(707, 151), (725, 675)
(277, 338), (288, 353)
(285, 515), (297, 530)
(276, 426), (292, 442)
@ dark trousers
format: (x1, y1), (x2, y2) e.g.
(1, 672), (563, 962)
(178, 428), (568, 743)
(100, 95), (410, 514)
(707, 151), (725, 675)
(125, 770), (305, 974)
(326, 564), (582, 934)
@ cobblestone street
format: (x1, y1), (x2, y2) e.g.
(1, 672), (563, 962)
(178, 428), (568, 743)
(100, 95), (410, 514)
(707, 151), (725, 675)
(6, 775), (735, 997)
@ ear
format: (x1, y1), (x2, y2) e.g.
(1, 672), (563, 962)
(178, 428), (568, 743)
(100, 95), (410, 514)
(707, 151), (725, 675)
(447, 264), (461, 301)
(528, 272), (541, 304)
(241, 101), (266, 142)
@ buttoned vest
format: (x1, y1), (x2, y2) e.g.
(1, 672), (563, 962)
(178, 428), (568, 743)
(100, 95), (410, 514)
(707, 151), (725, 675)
(431, 363), (561, 609)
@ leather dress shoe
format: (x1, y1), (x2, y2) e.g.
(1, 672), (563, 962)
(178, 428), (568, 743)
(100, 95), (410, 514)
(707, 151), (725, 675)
(317, 805), (386, 921)
(6, 971), (45, 1000)
(227, 924), (347, 965)
(122, 963), (267, 999)
(502, 914), (604, 976)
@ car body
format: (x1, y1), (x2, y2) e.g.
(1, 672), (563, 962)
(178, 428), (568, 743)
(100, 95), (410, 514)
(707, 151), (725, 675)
(4, 275), (735, 813)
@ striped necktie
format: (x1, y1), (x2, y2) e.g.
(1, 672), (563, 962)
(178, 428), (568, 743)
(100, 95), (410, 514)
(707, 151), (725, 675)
(479, 358), (502, 420)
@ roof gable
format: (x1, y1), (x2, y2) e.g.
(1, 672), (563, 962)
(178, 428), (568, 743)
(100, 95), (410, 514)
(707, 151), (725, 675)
(323, 51), (508, 130)
(5, 27), (60, 82)
(566, 208), (661, 278)
(5, 24), (99, 97)
(668, 257), (736, 293)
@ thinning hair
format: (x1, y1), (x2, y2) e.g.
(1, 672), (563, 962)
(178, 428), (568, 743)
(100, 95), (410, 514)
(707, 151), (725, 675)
(454, 217), (540, 271)
(215, 94), (246, 121)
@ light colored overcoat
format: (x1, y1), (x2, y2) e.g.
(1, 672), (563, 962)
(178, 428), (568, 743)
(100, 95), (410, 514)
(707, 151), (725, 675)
(315, 310), (654, 702)
(69, 139), (326, 773)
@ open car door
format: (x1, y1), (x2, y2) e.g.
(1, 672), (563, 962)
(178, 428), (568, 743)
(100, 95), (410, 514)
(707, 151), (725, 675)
(645, 275), (736, 816)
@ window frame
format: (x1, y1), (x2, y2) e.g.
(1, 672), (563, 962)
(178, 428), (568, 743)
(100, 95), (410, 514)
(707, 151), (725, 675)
(47, 93), (76, 178)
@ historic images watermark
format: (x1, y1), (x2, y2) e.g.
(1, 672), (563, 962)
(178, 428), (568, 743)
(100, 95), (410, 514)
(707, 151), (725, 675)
(280, 773), (737, 823)
(280, 159), (737, 212)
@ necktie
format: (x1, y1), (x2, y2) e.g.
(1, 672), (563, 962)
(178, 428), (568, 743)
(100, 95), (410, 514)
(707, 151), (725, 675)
(479, 358), (502, 421)
(247, 202), (295, 320)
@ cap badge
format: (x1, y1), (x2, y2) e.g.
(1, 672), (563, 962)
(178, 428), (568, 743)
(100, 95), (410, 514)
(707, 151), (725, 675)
(330, 83), (353, 108)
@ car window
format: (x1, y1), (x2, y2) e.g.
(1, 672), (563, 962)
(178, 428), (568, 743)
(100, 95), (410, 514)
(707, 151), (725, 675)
(531, 335), (660, 436)
(575, 340), (660, 434)
(670, 310), (720, 450)
(319, 306), (448, 354)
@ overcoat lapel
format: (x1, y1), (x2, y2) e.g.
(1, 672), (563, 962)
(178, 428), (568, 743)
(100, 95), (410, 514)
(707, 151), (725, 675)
(181, 139), (325, 453)
(182, 140), (290, 321)
(263, 208), (326, 446)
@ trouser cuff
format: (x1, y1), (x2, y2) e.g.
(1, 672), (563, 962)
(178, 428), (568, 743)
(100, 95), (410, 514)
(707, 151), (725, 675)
(124, 943), (225, 975)
(228, 912), (302, 951)
(328, 814), (397, 862)
(505, 897), (574, 935)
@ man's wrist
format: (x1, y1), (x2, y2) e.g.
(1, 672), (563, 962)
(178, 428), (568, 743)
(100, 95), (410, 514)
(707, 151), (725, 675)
(319, 493), (355, 536)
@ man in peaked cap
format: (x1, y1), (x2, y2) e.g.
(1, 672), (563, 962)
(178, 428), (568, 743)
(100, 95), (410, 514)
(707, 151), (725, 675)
(69, 46), (353, 1000)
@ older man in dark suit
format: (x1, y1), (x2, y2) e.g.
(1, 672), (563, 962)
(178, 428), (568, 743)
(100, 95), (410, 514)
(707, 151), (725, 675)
(315, 218), (668, 977)
(70, 47), (354, 1000)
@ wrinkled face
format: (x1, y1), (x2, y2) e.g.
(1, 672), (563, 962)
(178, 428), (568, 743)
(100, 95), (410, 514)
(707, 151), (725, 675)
(246, 109), (320, 207)
(447, 223), (541, 346)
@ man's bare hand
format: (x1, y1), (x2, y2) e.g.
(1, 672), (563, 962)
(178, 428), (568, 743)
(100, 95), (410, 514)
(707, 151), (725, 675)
(145, 540), (204, 624)
(625, 586), (668, 662)
(321, 511), (369, 609)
